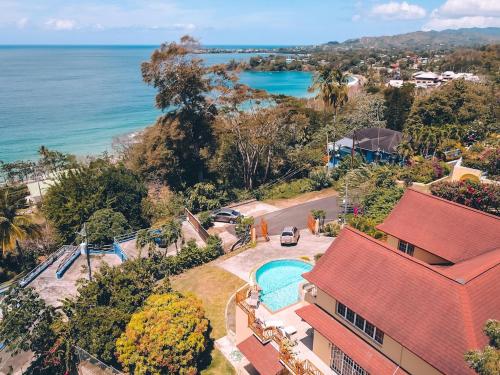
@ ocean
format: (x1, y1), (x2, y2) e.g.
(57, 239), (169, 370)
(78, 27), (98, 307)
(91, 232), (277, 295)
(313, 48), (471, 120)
(0, 46), (313, 162)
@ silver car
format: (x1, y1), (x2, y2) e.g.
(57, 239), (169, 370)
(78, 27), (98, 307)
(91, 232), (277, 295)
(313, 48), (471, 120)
(212, 208), (242, 224)
(280, 226), (300, 246)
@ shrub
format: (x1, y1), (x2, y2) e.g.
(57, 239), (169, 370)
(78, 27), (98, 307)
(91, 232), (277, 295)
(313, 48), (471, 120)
(324, 222), (341, 237)
(85, 208), (131, 245)
(462, 144), (499, 179)
(430, 180), (500, 216)
(314, 253), (324, 262)
(235, 216), (255, 241)
(398, 158), (450, 184)
(197, 211), (214, 229)
(186, 183), (227, 213)
(262, 178), (314, 200)
(309, 168), (333, 190)
(348, 216), (385, 239)
(116, 292), (210, 375)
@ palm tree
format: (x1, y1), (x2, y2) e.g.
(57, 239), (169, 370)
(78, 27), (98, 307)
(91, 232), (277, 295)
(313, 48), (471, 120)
(136, 220), (182, 257)
(310, 68), (350, 162)
(396, 141), (414, 165)
(0, 186), (41, 255)
(159, 220), (182, 255)
(310, 67), (349, 121)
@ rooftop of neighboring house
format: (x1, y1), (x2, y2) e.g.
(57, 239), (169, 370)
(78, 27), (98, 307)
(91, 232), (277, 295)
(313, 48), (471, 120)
(377, 189), (500, 263)
(414, 72), (439, 80)
(303, 226), (500, 375)
(333, 127), (402, 155)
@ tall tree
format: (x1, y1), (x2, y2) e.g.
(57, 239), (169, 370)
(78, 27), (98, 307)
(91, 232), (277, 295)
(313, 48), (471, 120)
(310, 67), (349, 121)
(383, 83), (415, 131)
(218, 106), (307, 189)
(132, 36), (231, 188)
(0, 185), (41, 255)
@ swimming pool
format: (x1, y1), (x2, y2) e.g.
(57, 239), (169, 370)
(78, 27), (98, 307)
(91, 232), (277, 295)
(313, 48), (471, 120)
(255, 259), (313, 312)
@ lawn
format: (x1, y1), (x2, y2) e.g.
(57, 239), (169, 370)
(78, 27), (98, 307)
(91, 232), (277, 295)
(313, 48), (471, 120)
(171, 263), (246, 374)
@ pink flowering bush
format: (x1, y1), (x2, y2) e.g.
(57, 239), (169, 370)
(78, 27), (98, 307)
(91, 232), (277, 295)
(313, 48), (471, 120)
(430, 180), (500, 216)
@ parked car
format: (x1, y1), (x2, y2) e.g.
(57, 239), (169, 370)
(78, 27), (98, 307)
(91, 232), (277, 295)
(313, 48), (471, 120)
(212, 208), (242, 224)
(280, 226), (300, 246)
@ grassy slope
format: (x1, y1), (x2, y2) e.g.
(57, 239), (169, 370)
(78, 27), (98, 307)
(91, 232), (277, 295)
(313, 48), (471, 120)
(171, 263), (246, 374)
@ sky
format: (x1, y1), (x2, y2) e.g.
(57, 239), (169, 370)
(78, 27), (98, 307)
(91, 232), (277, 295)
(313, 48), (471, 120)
(1, 0), (499, 45)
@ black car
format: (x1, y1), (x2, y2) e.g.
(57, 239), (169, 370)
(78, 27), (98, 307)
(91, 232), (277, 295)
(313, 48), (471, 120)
(212, 208), (242, 224)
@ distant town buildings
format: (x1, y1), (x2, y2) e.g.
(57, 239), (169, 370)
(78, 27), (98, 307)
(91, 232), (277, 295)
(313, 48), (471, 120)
(387, 70), (481, 89)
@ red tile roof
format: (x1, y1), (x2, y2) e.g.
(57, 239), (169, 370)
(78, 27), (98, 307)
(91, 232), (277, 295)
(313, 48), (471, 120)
(303, 227), (500, 375)
(237, 335), (284, 375)
(296, 304), (408, 375)
(376, 189), (500, 263)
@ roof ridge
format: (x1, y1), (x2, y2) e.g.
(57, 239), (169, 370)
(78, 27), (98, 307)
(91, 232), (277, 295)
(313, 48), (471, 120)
(343, 227), (467, 285)
(407, 188), (500, 221)
(458, 286), (479, 349)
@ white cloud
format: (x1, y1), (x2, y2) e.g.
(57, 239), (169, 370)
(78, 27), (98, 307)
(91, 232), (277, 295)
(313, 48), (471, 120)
(16, 17), (28, 29)
(438, 0), (500, 18)
(423, 0), (500, 31)
(352, 14), (361, 22)
(372, 1), (427, 20)
(45, 18), (76, 31)
(424, 15), (500, 30)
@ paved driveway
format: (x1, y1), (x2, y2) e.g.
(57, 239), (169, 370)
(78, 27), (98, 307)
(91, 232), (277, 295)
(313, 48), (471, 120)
(256, 196), (339, 235)
(217, 231), (334, 282)
(225, 196), (339, 236)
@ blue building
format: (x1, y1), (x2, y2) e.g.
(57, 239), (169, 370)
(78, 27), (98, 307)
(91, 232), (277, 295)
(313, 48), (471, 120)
(328, 127), (402, 167)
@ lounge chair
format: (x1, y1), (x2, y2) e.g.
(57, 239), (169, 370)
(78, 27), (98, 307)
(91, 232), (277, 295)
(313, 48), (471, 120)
(280, 325), (297, 338)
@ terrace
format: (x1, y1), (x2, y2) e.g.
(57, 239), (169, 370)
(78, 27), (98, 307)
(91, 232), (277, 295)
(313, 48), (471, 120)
(235, 285), (334, 375)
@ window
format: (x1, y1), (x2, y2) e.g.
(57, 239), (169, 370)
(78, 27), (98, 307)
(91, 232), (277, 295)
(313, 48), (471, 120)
(336, 302), (384, 345)
(375, 329), (385, 344)
(364, 322), (375, 337)
(398, 240), (415, 256)
(337, 303), (346, 316)
(355, 315), (365, 330)
(331, 344), (369, 375)
(346, 308), (355, 324)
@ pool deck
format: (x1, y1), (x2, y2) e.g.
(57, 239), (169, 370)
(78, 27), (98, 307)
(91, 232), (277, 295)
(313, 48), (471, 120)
(219, 300), (335, 375)
(216, 231), (334, 282)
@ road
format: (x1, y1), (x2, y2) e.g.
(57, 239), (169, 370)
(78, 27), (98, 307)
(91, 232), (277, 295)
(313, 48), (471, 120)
(218, 196), (338, 237)
(256, 196), (339, 235)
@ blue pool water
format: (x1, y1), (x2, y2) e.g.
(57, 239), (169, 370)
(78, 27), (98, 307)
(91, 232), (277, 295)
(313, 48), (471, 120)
(256, 259), (312, 312)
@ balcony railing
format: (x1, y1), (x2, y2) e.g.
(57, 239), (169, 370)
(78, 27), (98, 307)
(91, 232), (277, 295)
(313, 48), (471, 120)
(236, 284), (324, 375)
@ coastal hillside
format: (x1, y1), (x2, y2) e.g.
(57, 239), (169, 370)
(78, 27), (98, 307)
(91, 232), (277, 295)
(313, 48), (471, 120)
(326, 27), (500, 50)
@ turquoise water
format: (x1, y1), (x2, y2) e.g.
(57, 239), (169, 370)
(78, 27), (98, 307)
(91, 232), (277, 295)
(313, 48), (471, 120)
(255, 259), (312, 312)
(0, 46), (312, 162)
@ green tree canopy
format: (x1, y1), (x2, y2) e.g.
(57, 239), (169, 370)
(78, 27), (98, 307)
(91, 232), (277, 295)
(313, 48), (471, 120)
(407, 80), (496, 131)
(65, 259), (161, 365)
(128, 36), (232, 189)
(116, 292), (210, 375)
(43, 160), (148, 243)
(0, 287), (70, 374)
(0, 185), (41, 254)
(85, 208), (131, 245)
(465, 319), (500, 375)
(383, 83), (415, 131)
